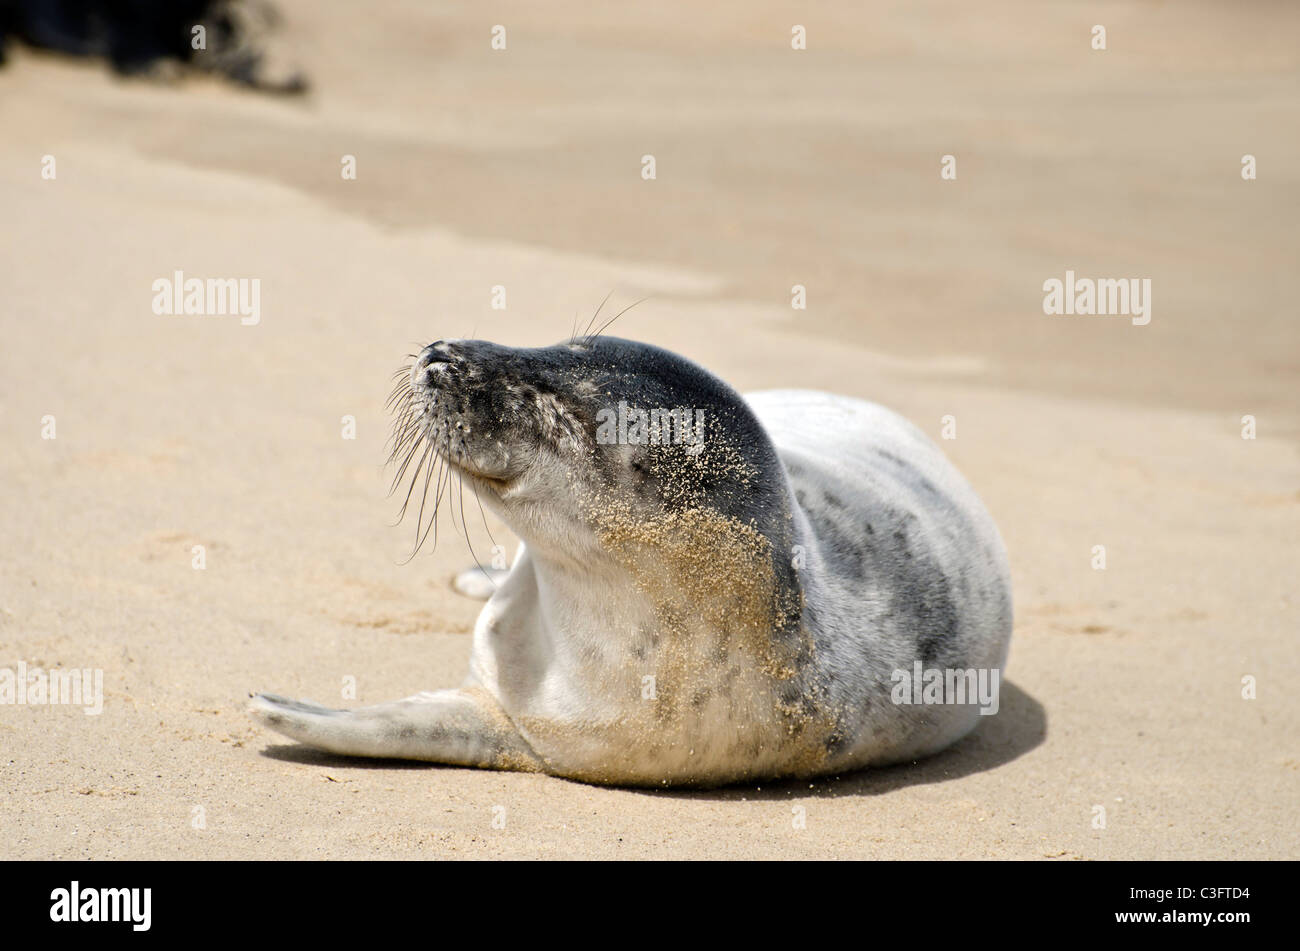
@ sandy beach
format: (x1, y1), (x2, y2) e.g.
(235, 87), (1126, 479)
(1, 1), (1297, 859)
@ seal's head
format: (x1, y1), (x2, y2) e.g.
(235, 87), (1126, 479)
(391, 336), (802, 627)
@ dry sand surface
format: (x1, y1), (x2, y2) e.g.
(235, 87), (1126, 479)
(1, 1), (1297, 859)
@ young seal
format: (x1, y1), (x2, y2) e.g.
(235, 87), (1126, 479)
(250, 336), (1013, 786)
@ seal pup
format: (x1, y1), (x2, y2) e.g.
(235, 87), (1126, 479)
(250, 337), (1013, 786)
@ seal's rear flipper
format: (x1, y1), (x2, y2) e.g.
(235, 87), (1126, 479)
(452, 566), (510, 600)
(248, 688), (540, 770)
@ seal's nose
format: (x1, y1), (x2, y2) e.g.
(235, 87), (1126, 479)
(417, 339), (455, 363)
(412, 340), (459, 385)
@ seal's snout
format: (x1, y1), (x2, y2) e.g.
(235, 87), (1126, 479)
(398, 337), (528, 486)
(411, 339), (459, 386)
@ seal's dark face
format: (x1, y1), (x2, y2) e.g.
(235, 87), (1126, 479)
(390, 336), (792, 559)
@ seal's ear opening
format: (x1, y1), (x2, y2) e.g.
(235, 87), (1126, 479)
(590, 440), (661, 504)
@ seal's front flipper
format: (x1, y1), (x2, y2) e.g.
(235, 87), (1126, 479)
(452, 566), (510, 600)
(248, 687), (540, 771)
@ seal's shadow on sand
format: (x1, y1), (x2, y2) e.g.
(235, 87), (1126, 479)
(256, 681), (1046, 797)
(259, 744), (437, 769)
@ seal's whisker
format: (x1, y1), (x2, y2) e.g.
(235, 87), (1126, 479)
(388, 444), (422, 500)
(386, 381), (416, 422)
(387, 424), (427, 495)
(471, 478), (500, 552)
(387, 414), (423, 467)
(386, 426), (414, 466)
(385, 414), (416, 461)
(453, 458), (471, 539)
(387, 411), (416, 460)
(385, 381), (412, 411)
(410, 428), (450, 557)
(586, 297), (646, 344)
(408, 437), (442, 559)
(581, 289), (616, 341)
(417, 429), (457, 555)
(428, 450), (451, 553)
(430, 429), (453, 530)
(394, 445), (431, 526)
(455, 468), (497, 588)
(395, 439), (433, 521)
(448, 466), (464, 541)
(385, 355), (500, 570)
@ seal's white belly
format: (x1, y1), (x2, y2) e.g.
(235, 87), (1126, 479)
(468, 390), (1013, 783)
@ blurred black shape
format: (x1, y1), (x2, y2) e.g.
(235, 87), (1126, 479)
(0, 0), (306, 93)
